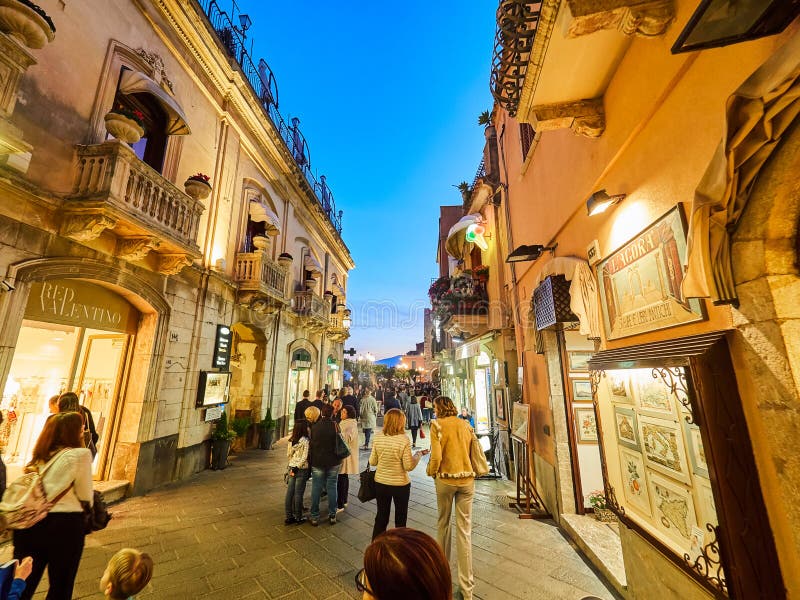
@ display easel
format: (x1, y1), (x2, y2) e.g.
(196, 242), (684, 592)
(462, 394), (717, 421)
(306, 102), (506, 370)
(509, 437), (550, 519)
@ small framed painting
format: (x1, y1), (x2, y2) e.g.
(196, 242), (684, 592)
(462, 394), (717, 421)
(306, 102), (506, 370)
(607, 372), (633, 404)
(683, 421), (709, 478)
(639, 415), (691, 484)
(633, 370), (676, 418)
(614, 406), (640, 450)
(494, 387), (507, 423)
(694, 478), (718, 529)
(511, 402), (529, 442)
(572, 380), (593, 402)
(574, 406), (598, 444)
(619, 447), (651, 517)
(567, 351), (592, 372)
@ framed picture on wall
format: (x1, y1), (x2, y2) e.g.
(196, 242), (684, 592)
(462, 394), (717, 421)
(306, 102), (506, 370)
(607, 372), (633, 404)
(574, 406), (598, 443)
(694, 478), (718, 529)
(633, 371), (677, 418)
(572, 380), (593, 402)
(494, 387), (506, 423)
(639, 415), (691, 484)
(614, 406), (640, 450)
(619, 447), (652, 517)
(567, 351), (592, 372)
(647, 471), (698, 551)
(511, 402), (529, 442)
(683, 420), (709, 478)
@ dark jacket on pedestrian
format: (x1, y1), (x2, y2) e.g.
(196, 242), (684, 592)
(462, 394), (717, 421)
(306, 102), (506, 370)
(294, 399), (313, 423)
(342, 394), (359, 416)
(383, 395), (401, 412)
(309, 418), (340, 469)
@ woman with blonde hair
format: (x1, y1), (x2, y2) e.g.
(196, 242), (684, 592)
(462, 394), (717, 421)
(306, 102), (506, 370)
(368, 409), (427, 540)
(427, 396), (477, 600)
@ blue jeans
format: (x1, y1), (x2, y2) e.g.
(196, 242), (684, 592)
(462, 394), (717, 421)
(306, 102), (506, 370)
(310, 464), (340, 519)
(285, 467), (310, 519)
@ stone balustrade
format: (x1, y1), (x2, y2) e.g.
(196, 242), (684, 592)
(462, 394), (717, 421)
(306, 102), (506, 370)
(234, 251), (287, 309)
(294, 290), (330, 329)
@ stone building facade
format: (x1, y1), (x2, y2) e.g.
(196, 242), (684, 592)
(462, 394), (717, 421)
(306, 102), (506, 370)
(0, 0), (353, 495)
(484, 1), (799, 598)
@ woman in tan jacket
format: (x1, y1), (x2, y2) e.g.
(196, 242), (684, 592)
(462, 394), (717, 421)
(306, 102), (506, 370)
(427, 396), (476, 600)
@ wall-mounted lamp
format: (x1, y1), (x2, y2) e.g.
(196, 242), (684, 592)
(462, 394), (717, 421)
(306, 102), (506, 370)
(586, 189), (626, 216)
(506, 244), (557, 263)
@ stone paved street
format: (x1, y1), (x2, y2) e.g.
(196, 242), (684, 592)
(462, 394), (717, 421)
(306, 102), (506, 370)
(3, 437), (617, 599)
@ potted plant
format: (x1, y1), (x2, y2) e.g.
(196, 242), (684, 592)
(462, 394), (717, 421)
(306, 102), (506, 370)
(0, 0), (56, 49)
(477, 110), (491, 126)
(259, 408), (276, 450)
(472, 265), (490, 282)
(104, 106), (145, 144)
(305, 275), (317, 290)
(588, 490), (617, 522)
(454, 181), (471, 203)
(210, 410), (235, 470)
(184, 173), (212, 201)
(230, 415), (251, 452)
(277, 252), (293, 267)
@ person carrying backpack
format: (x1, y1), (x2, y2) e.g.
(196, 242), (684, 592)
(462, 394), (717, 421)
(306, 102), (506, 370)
(6, 412), (93, 600)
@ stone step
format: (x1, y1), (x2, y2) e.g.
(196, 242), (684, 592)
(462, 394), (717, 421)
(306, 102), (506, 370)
(94, 480), (129, 504)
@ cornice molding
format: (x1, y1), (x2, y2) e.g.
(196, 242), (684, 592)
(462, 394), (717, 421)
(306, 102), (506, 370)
(566, 0), (674, 38)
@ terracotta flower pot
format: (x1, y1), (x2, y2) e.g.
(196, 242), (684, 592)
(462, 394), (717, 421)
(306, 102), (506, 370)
(0, 0), (55, 49)
(104, 112), (144, 144)
(184, 178), (212, 200)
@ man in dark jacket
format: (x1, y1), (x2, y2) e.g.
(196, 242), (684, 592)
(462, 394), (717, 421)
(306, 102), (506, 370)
(341, 386), (359, 416)
(309, 405), (340, 526)
(293, 390), (313, 424)
(383, 392), (401, 412)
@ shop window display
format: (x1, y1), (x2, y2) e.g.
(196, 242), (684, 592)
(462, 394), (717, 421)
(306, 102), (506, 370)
(594, 367), (720, 567)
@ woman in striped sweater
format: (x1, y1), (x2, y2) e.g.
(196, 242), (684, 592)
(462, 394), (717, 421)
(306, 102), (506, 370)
(368, 409), (427, 540)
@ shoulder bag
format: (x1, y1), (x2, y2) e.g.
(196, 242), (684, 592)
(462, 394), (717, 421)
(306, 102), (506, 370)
(469, 433), (490, 477)
(357, 466), (376, 502)
(334, 423), (351, 460)
(81, 490), (111, 534)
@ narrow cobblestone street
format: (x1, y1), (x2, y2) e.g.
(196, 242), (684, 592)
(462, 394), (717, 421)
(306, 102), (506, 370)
(2, 437), (616, 600)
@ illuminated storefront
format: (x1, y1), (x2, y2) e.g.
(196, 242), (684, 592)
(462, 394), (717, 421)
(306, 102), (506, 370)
(1, 279), (138, 481)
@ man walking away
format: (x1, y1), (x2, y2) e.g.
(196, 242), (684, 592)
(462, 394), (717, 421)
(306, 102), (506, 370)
(360, 389), (378, 449)
(294, 390), (313, 424)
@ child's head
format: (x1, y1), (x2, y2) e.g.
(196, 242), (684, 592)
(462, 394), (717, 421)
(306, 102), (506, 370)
(100, 548), (153, 599)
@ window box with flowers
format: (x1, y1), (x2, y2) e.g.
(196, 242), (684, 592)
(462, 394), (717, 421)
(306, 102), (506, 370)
(0, 0), (56, 49)
(428, 276), (451, 304)
(184, 173), (212, 201)
(104, 106), (145, 144)
(472, 265), (490, 282)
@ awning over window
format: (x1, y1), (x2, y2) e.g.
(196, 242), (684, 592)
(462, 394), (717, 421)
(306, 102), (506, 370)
(119, 70), (191, 135)
(445, 214), (481, 260)
(304, 253), (323, 275)
(248, 199), (281, 234)
(588, 330), (729, 371)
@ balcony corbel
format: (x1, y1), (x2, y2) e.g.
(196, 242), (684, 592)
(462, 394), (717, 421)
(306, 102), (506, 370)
(61, 213), (117, 242)
(530, 98), (605, 138)
(565, 0), (674, 38)
(116, 236), (161, 262)
(158, 254), (193, 275)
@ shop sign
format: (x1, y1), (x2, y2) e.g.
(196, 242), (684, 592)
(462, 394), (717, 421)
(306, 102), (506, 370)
(196, 371), (230, 407)
(25, 280), (139, 333)
(212, 325), (232, 369)
(596, 206), (704, 340)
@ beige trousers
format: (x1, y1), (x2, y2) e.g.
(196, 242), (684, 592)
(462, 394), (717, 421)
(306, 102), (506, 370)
(435, 478), (475, 599)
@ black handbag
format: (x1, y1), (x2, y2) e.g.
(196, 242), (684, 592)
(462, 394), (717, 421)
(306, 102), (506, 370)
(81, 490), (111, 534)
(357, 466), (376, 502)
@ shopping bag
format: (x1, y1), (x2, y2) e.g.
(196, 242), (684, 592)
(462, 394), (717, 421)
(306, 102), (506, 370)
(419, 427), (426, 439)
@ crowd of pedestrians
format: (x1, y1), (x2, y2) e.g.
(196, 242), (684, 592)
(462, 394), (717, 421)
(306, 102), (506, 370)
(282, 381), (481, 600)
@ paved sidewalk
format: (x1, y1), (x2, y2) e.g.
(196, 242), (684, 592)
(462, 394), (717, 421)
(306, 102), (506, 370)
(2, 436), (617, 599)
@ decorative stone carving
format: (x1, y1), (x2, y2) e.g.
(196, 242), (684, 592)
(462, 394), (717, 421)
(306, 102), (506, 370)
(61, 214), (117, 242)
(0, 32), (35, 118)
(157, 254), (192, 275)
(0, 0), (55, 50)
(530, 98), (605, 137)
(135, 48), (174, 91)
(566, 0), (674, 38)
(116, 237), (161, 261)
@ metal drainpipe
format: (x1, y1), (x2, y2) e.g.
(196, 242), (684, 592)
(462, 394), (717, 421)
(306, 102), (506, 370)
(266, 306), (283, 431)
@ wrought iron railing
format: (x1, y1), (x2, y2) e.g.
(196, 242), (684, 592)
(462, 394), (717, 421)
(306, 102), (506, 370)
(472, 158), (486, 191)
(195, 0), (343, 235)
(490, 0), (542, 117)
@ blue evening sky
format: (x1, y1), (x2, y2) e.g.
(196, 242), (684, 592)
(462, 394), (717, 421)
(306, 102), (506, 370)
(244, 1), (496, 358)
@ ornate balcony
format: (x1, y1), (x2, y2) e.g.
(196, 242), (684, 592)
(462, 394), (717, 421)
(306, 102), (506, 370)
(327, 312), (350, 343)
(293, 290), (330, 332)
(430, 274), (490, 338)
(62, 140), (204, 274)
(234, 251), (288, 313)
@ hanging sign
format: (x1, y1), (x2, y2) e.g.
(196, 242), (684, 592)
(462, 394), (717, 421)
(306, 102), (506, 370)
(212, 325), (233, 369)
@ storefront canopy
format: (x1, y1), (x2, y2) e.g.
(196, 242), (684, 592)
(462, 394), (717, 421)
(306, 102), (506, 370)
(682, 33), (800, 304)
(445, 214), (482, 260)
(248, 199), (281, 235)
(119, 69), (191, 136)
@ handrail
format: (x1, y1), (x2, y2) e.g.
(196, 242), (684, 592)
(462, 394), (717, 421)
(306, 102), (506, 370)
(195, 0), (343, 235)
